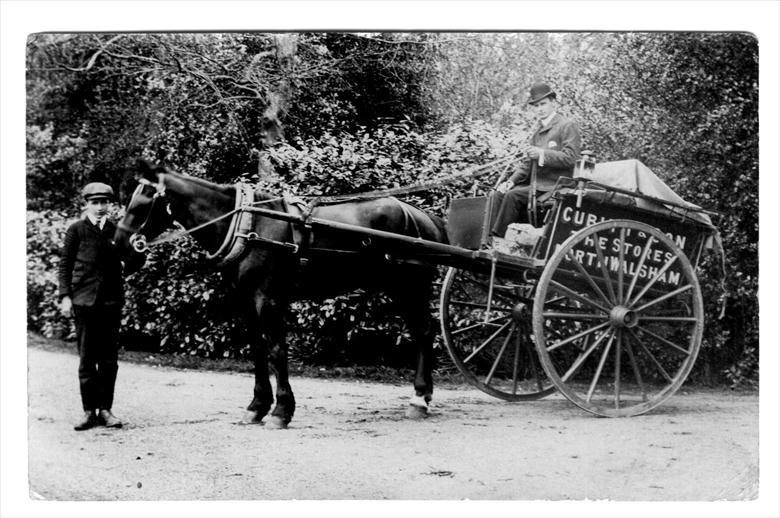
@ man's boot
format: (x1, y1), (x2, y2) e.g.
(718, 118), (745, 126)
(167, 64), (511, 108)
(73, 410), (96, 431)
(98, 409), (123, 428)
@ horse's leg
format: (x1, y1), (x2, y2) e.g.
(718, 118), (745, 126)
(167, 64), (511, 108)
(266, 333), (296, 430)
(240, 292), (275, 425)
(394, 273), (436, 419)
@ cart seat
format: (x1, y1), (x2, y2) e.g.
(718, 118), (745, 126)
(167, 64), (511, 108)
(447, 191), (553, 250)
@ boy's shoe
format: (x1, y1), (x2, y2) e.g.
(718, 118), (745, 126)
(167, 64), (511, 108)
(73, 411), (97, 431)
(97, 409), (123, 428)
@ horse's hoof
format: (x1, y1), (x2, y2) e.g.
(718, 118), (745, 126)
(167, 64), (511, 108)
(405, 404), (429, 420)
(238, 411), (264, 425)
(264, 415), (289, 430)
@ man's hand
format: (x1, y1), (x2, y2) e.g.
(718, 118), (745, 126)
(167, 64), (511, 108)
(60, 296), (73, 318)
(522, 145), (542, 160)
(496, 180), (514, 194)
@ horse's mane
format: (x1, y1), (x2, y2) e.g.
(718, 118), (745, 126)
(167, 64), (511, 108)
(168, 171), (235, 196)
(167, 170), (280, 203)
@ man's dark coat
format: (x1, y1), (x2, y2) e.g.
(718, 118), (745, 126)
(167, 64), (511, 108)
(509, 113), (582, 190)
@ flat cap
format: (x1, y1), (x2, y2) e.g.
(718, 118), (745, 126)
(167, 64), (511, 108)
(82, 182), (114, 200)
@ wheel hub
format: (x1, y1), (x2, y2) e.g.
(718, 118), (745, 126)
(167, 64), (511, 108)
(609, 305), (638, 328)
(511, 303), (529, 322)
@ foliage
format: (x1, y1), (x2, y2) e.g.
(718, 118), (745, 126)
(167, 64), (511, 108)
(27, 210), (75, 338)
(25, 33), (440, 199)
(26, 124), (93, 210)
(549, 33), (759, 386)
(26, 121), (516, 365)
(256, 120), (529, 215)
(25, 32), (758, 385)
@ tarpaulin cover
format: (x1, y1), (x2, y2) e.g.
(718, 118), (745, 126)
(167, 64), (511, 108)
(589, 159), (712, 226)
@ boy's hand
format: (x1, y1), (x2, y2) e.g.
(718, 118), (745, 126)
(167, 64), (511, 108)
(60, 296), (73, 318)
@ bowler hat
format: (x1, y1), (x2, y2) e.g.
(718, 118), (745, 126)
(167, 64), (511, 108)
(527, 83), (556, 105)
(82, 182), (114, 201)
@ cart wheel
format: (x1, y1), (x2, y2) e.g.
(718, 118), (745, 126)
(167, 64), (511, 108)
(440, 267), (555, 401)
(532, 220), (703, 417)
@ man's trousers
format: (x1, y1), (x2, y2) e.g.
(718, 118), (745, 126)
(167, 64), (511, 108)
(491, 185), (533, 237)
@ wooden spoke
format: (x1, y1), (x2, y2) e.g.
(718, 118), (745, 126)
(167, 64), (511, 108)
(624, 337), (648, 401)
(560, 328), (611, 382)
(617, 227), (626, 304)
(542, 312), (609, 321)
(532, 221), (704, 417)
(547, 321), (611, 352)
(614, 329), (622, 409)
(624, 235), (656, 304)
(635, 324), (692, 356)
(452, 315), (509, 336)
(637, 316), (698, 323)
(564, 252), (613, 307)
(453, 279), (473, 300)
(592, 231), (617, 304)
(528, 337), (545, 391)
(546, 295), (567, 305)
(463, 321), (513, 363)
(633, 284), (693, 313)
(441, 267), (555, 402)
(461, 276), (519, 304)
(484, 324), (515, 385)
(626, 328), (673, 383)
(549, 280), (611, 314)
(511, 331), (521, 395)
(450, 299), (515, 312)
(627, 254), (680, 307)
(586, 331), (616, 404)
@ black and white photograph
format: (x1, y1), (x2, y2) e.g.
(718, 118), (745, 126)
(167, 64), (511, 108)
(2, 2), (779, 517)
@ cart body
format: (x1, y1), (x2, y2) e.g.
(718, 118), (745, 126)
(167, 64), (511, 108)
(438, 161), (718, 416)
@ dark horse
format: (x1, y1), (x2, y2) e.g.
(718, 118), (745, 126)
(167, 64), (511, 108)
(113, 161), (448, 428)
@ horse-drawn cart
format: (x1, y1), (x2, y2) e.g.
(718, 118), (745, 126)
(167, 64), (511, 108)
(117, 156), (720, 423)
(438, 159), (719, 417)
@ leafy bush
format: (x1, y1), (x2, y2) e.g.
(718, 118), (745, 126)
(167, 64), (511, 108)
(25, 33), (757, 386)
(27, 121), (522, 367)
(257, 120), (530, 216)
(27, 210), (75, 339)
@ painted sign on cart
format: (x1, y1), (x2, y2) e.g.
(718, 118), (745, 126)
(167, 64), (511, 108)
(543, 195), (707, 289)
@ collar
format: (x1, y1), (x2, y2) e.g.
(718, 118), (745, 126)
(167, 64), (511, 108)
(539, 111), (558, 129)
(86, 213), (106, 229)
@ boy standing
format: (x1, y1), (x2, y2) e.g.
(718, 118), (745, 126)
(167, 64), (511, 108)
(58, 182), (126, 431)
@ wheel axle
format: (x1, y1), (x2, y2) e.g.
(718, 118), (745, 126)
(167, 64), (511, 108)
(511, 303), (529, 322)
(609, 306), (638, 328)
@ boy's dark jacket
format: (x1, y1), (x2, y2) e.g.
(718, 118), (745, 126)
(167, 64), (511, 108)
(58, 218), (125, 306)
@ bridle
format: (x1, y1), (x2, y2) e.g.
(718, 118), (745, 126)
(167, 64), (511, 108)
(117, 175), (170, 253)
(118, 174), (281, 257)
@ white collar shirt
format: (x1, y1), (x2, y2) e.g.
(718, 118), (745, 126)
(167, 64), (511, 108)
(535, 111), (557, 168)
(539, 111), (557, 129)
(86, 213), (106, 230)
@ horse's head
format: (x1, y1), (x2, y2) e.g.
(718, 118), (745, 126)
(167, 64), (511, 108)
(113, 160), (175, 258)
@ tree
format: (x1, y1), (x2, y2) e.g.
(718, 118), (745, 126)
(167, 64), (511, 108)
(26, 32), (759, 384)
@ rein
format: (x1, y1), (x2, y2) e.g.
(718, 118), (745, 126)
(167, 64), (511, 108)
(122, 175), (281, 255)
(302, 152), (522, 204)
(123, 152), (524, 257)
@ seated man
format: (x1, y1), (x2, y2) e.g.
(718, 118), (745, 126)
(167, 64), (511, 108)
(491, 82), (582, 237)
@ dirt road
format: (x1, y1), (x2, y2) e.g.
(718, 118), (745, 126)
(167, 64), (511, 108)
(26, 346), (758, 501)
